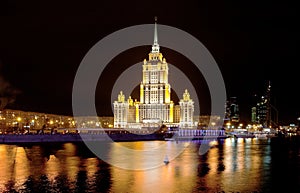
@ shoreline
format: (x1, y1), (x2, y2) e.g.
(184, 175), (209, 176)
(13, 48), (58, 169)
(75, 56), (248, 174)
(0, 133), (166, 144)
(0, 133), (229, 145)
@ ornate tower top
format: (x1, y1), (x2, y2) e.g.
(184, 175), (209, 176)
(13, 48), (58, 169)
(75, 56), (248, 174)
(117, 91), (125, 103)
(183, 89), (192, 101)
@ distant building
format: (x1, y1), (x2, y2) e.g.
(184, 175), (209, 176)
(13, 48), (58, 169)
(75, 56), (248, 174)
(251, 81), (278, 128)
(113, 19), (194, 128)
(0, 109), (75, 133)
(196, 115), (222, 129)
(0, 109), (115, 134)
(256, 96), (268, 126)
(251, 107), (257, 123)
(224, 97), (240, 125)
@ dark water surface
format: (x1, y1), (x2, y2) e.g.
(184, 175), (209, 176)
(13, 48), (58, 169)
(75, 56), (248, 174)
(0, 137), (299, 192)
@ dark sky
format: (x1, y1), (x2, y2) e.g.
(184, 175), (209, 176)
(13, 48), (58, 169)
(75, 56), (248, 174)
(0, 0), (299, 125)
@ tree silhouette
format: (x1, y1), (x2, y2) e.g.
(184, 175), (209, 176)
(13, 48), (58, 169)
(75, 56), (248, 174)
(0, 76), (21, 110)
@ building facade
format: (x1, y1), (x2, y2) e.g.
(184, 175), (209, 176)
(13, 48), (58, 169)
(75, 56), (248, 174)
(224, 97), (240, 125)
(113, 91), (129, 128)
(256, 96), (268, 126)
(251, 81), (278, 128)
(113, 20), (194, 128)
(0, 109), (75, 133)
(179, 90), (194, 128)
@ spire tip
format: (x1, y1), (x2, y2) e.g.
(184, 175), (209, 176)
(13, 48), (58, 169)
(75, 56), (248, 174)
(151, 16), (160, 53)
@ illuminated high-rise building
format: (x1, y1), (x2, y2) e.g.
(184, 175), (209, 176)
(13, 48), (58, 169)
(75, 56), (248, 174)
(113, 19), (194, 128)
(252, 81), (278, 128)
(113, 91), (128, 128)
(251, 107), (257, 123)
(138, 19), (174, 125)
(224, 97), (239, 124)
(179, 90), (194, 128)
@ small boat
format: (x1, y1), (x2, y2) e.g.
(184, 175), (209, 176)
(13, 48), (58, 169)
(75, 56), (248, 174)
(254, 132), (268, 139)
(164, 155), (169, 164)
(229, 129), (255, 138)
(233, 132), (255, 138)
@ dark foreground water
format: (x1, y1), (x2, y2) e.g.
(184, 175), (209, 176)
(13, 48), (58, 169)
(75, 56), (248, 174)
(0, 136), (299, 192)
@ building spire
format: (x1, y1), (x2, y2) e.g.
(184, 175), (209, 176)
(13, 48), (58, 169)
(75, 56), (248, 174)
(154, 16), (158, 45)
(152, 16), (160, 53)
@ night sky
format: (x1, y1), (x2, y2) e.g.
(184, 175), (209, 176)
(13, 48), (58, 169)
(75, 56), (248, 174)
(0, 0), (299, 125)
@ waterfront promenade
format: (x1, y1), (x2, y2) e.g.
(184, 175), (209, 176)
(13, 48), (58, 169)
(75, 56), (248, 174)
(0, 133), (164, 144)
(0, 129), (227, 144)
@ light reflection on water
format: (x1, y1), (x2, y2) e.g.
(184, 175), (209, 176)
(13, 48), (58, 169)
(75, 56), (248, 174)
(0, 137), (299, 192)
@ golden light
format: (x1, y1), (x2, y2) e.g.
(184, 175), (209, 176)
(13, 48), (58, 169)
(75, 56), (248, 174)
(209, 140), (218, 147)
(169, 102), (173, 122)
(135, 104), (139, 123)
(49, 120), (54, 125)
(17, 117), (21, 122)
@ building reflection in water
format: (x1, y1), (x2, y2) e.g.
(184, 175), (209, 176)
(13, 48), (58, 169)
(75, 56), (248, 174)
(0, 145), (30, 190)
(0, 143), (112, 192)
(109, 141), (198, 193)
(0, 137), (297, 192)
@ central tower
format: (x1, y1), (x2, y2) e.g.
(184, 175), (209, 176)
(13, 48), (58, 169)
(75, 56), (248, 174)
(138, 18), (174, 124)
(113, 18), (194, 128)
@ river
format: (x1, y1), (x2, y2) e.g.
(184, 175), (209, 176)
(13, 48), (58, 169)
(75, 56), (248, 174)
(0, 136), (299, 192)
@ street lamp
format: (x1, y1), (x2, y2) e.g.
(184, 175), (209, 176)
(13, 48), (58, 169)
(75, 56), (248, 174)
(226, 122), (231, 130)
(211, 122), (216, 129)
(16, 117), (21, 133)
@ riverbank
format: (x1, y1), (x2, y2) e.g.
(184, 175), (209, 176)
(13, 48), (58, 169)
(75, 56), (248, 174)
(0, 133), (165, 144)
(0, 129), (230, 144)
